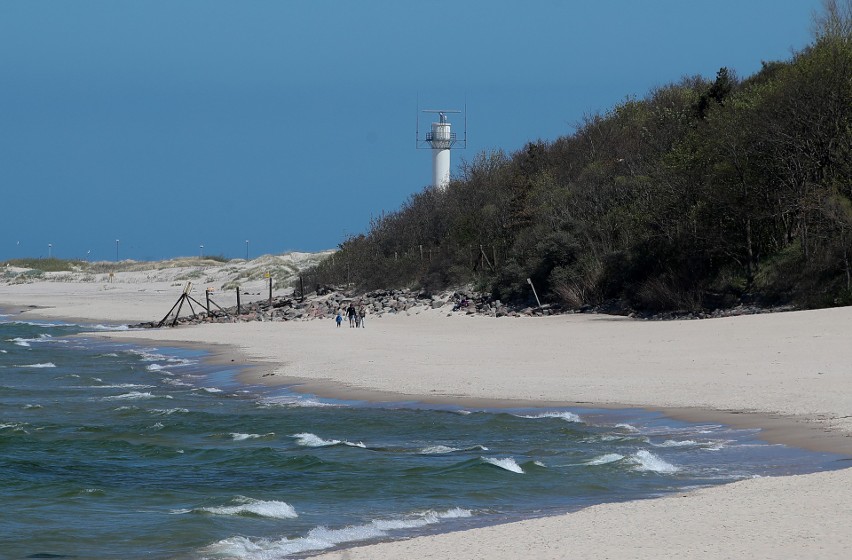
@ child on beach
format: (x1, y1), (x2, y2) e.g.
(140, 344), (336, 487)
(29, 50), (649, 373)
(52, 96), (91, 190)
(335, 311), (343, 327)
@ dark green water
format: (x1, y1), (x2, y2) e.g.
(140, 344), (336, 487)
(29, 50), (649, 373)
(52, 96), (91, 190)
(0, 318), (847, 559)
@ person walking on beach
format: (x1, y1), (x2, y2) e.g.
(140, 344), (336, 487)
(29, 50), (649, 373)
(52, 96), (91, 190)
(335, 310), (343, 327)
(347, 303), (356, 328)
(358, 305), (367, 328)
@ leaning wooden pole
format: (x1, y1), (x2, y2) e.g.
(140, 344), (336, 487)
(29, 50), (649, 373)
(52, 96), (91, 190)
(157, 295), (185, 328)
(171, 294), (188, 327)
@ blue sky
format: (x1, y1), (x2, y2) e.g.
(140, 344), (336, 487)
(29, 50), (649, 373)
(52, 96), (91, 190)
(1, 0), (823, 261)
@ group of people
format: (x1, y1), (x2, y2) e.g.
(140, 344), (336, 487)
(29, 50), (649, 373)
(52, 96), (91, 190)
(336, 302), (367, 328)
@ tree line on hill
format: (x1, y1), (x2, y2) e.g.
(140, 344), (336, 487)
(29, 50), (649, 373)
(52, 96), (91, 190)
(303, 1), (852, 312)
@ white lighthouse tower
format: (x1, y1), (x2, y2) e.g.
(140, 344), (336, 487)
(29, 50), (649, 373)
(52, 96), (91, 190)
(417, 107), (466, 189)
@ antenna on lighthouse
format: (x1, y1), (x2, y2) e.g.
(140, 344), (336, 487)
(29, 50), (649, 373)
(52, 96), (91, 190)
(416, 102), (467, 189)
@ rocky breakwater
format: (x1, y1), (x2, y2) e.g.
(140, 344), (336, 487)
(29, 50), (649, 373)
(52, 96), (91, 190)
(129, 287), (555, 329)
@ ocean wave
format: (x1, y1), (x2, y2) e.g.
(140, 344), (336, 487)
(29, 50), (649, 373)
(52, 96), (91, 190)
(230, 432), (275, 441)
(481, 457), (524, 474)
(291, 432), (365, 448)
(630, 450), (680, 473)
(652, 439), (699, 448)
(86, 324), (131, 331)
(161, 378), (194, 388)
(418, 444), (489, 454)
(201, 508), (471, 558)
(594, 434), (650, 444)
(614, 423), (640, 432)
(199, 387), (223, 393)
(101, 391), (173, 401)
(586, 453), (625, 466)
(179, 496), (298, 519)
(514, 411), (583, 423)
(292, 432), (339, 447)
(88, 383), (155, 389)
(150, 408), (190, 415)
(129, 349), (196, 367)
(16, 362), (57, 368)
(260, 395), (341, 408)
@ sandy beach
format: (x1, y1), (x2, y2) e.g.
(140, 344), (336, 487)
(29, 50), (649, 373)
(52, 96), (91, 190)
(2, 270), (851, 559)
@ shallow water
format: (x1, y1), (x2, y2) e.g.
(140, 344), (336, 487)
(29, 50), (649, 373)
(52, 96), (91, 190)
(0, 318), (847, 559)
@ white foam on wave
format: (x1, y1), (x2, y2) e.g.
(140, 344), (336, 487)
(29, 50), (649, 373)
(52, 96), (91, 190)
(162, 378), (194, 388)
(199, 387), (223, 393)
(595, 434), (650, 444)
(89, 383), (155, 389)
(17, 362), (56, 368)
(482, 457), (524, 474)
(181, 496), (298, 519)
(515, 411), (583, 423)
(586, 453), (625, 466)
(130, 349), (196, 368)
(291, 432), (365, 448)
(87, 324), (131, 331)
(419, 445), (458, 454)
(201, 508), (471, 559)
(292, 432), (339, 447)
(615, 423), (639, 432)
(102, 391), (172, 401)
(652, 439), (699, 448)
(261, 395), (341, 408)
(231, 432), (274, 441)
(11, 338), (30, 347)
(150, 408), (189, 415)
(419, 444), (488, 454)
(630, 450), (680, 473)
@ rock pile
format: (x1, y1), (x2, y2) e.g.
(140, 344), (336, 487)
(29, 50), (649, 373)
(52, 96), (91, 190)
(129, 287), (558, 329)
(129, 287), (797, 329)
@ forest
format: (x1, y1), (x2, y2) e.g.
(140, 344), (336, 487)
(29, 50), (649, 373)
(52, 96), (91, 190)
(303, 3), (852, 312)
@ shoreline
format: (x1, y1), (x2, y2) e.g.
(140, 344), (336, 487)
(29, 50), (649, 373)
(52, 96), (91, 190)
(83, 327), (852, 456)
(4, 290), (852, 558)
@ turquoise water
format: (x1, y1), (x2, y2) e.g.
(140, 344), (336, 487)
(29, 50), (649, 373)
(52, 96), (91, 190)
(1, 317), (847, 559)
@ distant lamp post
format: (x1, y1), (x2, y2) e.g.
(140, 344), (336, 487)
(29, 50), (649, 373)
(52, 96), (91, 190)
(245, 240), (249, 260)
(86, 250), (91, 261)
(200, 244), (204, 258)
(48, 243), (52, 259)
(115, 239), (120, 261)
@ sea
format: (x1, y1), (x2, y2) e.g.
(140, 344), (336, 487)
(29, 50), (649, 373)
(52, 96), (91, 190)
(1, 316), (848, 560)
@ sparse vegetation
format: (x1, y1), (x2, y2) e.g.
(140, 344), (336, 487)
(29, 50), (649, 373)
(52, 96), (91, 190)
(3, 258), (86, 272)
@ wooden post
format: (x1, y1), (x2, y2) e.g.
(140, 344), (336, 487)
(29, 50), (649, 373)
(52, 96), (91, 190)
(268, 274), (273, 306)
(236, 286), (241, 316)
(527, 277), (542, 308)
(205, 288), (211, 314)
